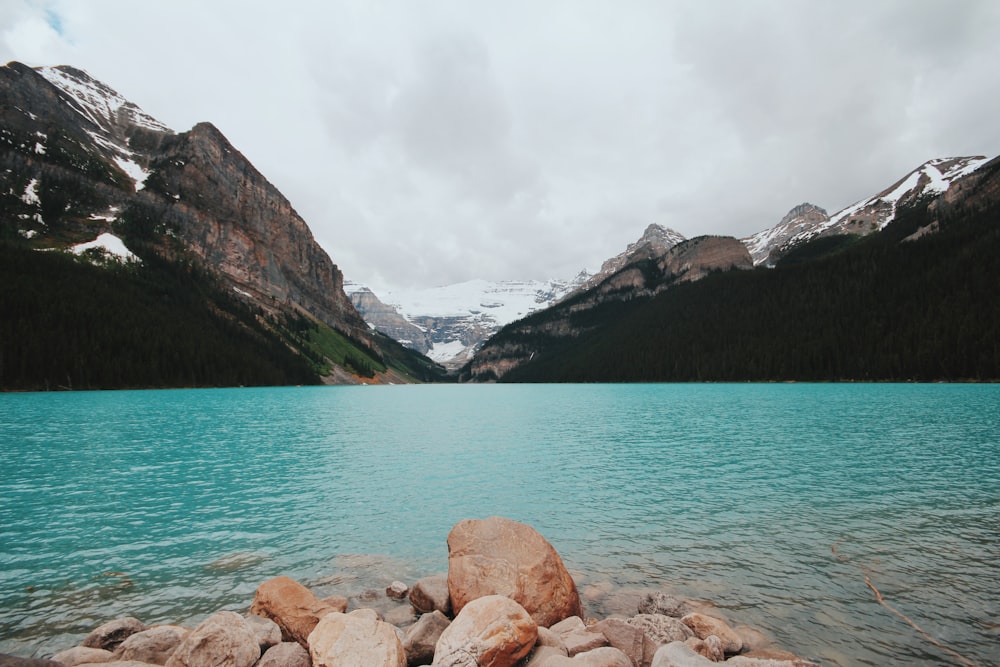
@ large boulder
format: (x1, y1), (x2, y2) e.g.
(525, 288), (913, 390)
(114, 625), (190, 665)
(82, 618), (148, 652)
(402, 610), (451, 666)
(679, 614), (742, 655)
(433, 594), (538, 667)
(249, 575), (347, 646)
(446, 517), (582, 627)
(409, 575), (452, 615)
(307, 609), (406, 667)
(164, 611), (259, 667)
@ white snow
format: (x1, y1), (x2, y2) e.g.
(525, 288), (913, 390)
(71, 233), (140, 263)
(21, 178), (40, 205)
(113, 156), (150, 191)
(426, 340), (469, 362)
(38, 66), (170, 133)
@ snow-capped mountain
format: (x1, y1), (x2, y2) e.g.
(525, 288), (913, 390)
(346, 274), (590, 368)
(744, 156), (990, 265)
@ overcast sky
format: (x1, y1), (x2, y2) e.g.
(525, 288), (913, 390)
(3, 1), (999, 291)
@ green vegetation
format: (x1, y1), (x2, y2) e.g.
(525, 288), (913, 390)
(495, 190), (1000, 383)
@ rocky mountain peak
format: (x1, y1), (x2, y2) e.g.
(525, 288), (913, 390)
(576, 222), (687, 294)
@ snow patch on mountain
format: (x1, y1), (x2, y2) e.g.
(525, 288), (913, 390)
(38, 66), (170, 133)
(72, 232), (140, 263)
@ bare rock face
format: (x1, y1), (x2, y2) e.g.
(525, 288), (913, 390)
(164, 611), (259, 667)
(680, 614), (742, 655)
(433, 595), (538, 667)
(656, 236), (753, 284)
(306, 609), (406, 667)
(82, 618), (148, 652)
(447, 517), (583, 627)
(249, 576), (347, 646)
(114, 625), (190, 665)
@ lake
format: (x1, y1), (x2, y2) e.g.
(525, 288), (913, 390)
(1, 384), (997, 666)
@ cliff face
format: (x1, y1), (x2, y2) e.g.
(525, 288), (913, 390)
(1, 61), (371, 349)
(464, 235), (751, 381)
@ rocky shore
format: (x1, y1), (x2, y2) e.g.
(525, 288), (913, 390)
(1, 518), (819, 667)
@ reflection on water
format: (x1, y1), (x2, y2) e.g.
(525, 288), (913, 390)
(1, 384), (998, 666)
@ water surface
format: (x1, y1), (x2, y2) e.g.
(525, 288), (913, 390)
(1, 384), (997, 666)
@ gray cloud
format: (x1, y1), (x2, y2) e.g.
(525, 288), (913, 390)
(2, 0), (998, 291)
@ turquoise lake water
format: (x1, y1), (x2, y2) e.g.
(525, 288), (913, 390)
(0, 384), (997, 666)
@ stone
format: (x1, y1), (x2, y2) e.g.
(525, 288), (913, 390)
(726, 655), (820, 667)
(402, 610), (451, 666)
(307, 609), (406, 667)
(387, 581), (409, 600)
(535, 626), (568, 652)
(243, 614), (281, 651)
(626, 615), (693, 646)
(637, 593), (691, 618)
(549, 617), (607, 657)
(383, 604), (417, 628)
(164, 611), (259, 667)
(572, 647), (634, 667)
(49, 646), (114, 666)
(433, 594), (538, 667)
(249, 575), (345, 646)
(683, 636), (723, 662)
(82, 618), (148, 652)
(649, 641), (716, 667)
(256, 642), (310, 667)
(114, 625), (189, 665)
(446, 517), (583, 627)
(588, 618), (645, 667)
(679, 615), (742, 655)
(409, 575), (452, 615)
(524, 645), (567, 666)
(732, 626), (772, 653)
(0, 656), (61, 667)
(318, 595), (349, 611)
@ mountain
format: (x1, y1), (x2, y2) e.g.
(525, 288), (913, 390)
(743, 157), (989, 265)
(345, 274), (590, 369)
(464, 154), (1000, 382)
(574, 223), (686, 292)
(1, 62), (444, 388)
(462, 233), (752, 381)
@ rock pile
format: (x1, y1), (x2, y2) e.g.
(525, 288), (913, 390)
(4, 517), (819, 667)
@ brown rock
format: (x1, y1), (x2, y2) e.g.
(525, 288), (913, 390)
(164, 611), (259, 667)
(114, 625), (189, 665)
(679, 615), (741, 655)
(249, 575), (344, 646)
(683, 636), (723, 662)
(649, 641), (715, 667)
(572, 647), (634, 666)
(433, 594), (538, 667)
(49, 647), (114, 666)
(524, 645), (567, 666)
(0, 656), (62, 667)
(243, 615), (281, 651)
(307, 609), (406, 667)
(402, 610), (451, 666)
(446, 517), (583, 627)
(410, 575), (452, 615)
(82, 618), (147, 652)
(256, 642), (311, 667)
(637, 593), (691, 618)
(535, 626), (568, 652)
(386, 581), (409, 600)
(588, 618), (645, 667)
(732, 651), (820, 667)
(549, 617), (608, 657)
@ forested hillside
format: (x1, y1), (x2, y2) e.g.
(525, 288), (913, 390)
(494, 186), (1000, 383)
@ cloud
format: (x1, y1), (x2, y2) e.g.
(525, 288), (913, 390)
(2, 0), (998, 290)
